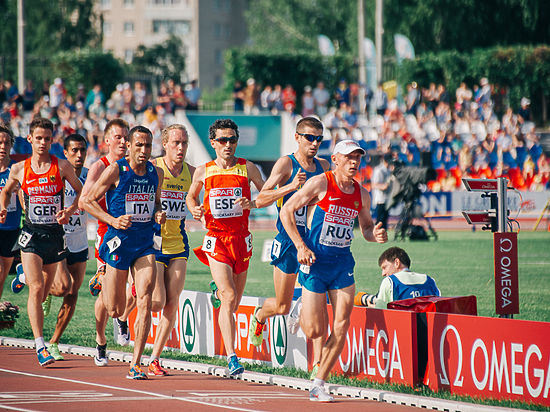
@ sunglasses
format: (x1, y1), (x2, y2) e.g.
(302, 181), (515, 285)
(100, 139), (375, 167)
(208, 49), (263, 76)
(297, 132), (324, 142)
(212, 137), (238, 144)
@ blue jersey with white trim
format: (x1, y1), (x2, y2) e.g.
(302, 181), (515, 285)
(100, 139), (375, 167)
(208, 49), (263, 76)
(0, 160), (22, 230)
(389, 272), (440, 301)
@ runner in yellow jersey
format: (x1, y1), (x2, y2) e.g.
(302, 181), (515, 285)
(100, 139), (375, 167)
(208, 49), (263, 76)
(148, 124), (195, 376)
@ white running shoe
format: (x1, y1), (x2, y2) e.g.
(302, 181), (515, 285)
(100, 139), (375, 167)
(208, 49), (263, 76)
(114, 318), (130, 346)
(287, 296), (302, 335)
(309, 385), (334, 402)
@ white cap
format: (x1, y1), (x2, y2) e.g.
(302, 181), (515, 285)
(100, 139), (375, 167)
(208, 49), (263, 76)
(247, 78), (255, 86)
(54, 77), (62, 85)
(333, 139), (366, 156)
(521, 97), (530, 106)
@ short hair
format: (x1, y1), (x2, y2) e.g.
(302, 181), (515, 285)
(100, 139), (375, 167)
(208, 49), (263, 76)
(29, 117), (54, 135)
(209, 118), (239, 140)
(0, 124), (15, 146)
(63, 133), (87, 150)
(296, 117), (323, 133)
(378, 247), (411, 268)
(128, 125), (153, 143)
(104, 118), (129, 136)
(161, 124), (188, 144)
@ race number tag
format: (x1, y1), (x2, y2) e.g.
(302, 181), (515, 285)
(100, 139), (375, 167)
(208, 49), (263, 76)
(295, 206), (307, 227)
(125, 193), (155, 222)
(271, 239), (282, 258)
(245, 233), (253, 252)
(6, 192), (17, 212)
(28, 194), (61, 224)
(319, 205), (358, 248)
(209, 187), (243, 219)
(202, 235), (217, 253)
(17, 230), (32, 248)
(153, 234), (162, 250)
(106, 236), (121, 253)
(161, 190), (187, 220)
(299, 264), (310, 274)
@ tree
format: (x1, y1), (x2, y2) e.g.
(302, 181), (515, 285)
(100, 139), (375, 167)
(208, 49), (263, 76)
(129, 35), (186, 82)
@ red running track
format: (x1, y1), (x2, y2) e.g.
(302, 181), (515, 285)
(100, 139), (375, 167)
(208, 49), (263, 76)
(0, 347), (420, 412)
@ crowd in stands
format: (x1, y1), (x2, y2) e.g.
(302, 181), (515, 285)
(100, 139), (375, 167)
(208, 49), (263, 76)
(1, 75), (548, 192)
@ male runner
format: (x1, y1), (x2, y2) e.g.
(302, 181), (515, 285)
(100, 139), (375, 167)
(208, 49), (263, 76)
(79, 119), (132, 367)
(250, 117), (329, 376)
(0, 125), (22, 298)
(147, 124), (194, 376)
(281, 139), (387, 401)
(45, 134), (89, 360)
(82, 125), (165, 379)
(0, 117), (82, 367)
(187, 119), (264, 376)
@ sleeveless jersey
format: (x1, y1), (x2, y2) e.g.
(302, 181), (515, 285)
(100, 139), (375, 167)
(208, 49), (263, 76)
(0, 159), (23, 230)
(157, 157), (191, 254)
(64, 167), (88, 253)
(96, 156), (111, 238)
(106, 158), (158, 233)
(275, 154), (323, 238)
(305, 171), (362, 256)
(389, 271), (440, 301)
(21, 156), (64, 231)
(203, 158), (250, 235)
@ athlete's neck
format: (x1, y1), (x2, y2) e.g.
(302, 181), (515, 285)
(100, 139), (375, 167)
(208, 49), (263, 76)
(293, 152), (315, 171)
(106, 152), (124, 164)
(163, 156), (183, 177)
(30, 153), (52, 171)
(127, 157), (147, 176)
(74, 167), (82, 177)
(332, 170), (355, 194)
(215, 156), (237, 169)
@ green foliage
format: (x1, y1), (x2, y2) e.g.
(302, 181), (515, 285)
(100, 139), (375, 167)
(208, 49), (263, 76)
(50, 49), (124, 98)
(128, 35), (186, 82)
(398, 45), (550, 109)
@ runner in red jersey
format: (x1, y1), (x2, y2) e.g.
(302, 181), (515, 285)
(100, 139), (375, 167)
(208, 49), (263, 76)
(187, 119), (264, 376)
(78, 119), (132, 366)
(0, 118), (82, 367)
(281, 139), (387, 402)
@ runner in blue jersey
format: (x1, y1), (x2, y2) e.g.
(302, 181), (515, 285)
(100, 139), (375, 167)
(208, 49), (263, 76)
(82, 125), (166, 380)
(249, 118), (329, 371)
(0, 125), (22, 298)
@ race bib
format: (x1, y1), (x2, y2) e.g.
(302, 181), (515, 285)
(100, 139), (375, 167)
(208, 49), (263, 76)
(64, 209), (86, 233)
(18, 230), (32, 248)
(319, 206), (358, 248)
(245, 233), (253, 252)
(202, 235), (217, 252)
(294, 206), (307, 227)
(125, 193), (155, 222)
(28, 194), (61, 224)
(6, 192), (17, 213)
(209, 187), (243, 219)
(271, 239), (282, 258)
(161, 190), (187, 220)
(106, 236), (121, 253)
(299, 264), (310, 274)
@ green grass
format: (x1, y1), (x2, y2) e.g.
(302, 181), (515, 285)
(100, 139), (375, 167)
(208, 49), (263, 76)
(2, 229), (549, 410)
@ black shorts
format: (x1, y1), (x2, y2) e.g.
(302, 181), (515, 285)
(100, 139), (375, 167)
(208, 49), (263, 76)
(0, 229), (20, 258)
(66, 248), (89, 266)
(16, 226), (67, 265)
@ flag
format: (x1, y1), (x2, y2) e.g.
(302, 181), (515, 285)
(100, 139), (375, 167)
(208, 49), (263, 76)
(318, 35), (335, 56)
(394, 34), (415, 63)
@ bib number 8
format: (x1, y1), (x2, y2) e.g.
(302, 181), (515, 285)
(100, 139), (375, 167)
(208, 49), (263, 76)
(245, 234), (253, 252)
(202, 235), (216, 253)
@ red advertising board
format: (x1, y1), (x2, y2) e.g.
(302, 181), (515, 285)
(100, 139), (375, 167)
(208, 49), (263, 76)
(128, 308), (180, 349)
(320, 306), (419, 386)
(493, 232), (519, 315)
(425, 312), (550, 406)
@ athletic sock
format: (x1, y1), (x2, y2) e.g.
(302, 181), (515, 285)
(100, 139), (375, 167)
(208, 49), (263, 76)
(19, 272), (26, 284)
(313, 378), (324, 387)
(361, 294), (368, 306)
(35, 337), (46, 352)
(227, 353), (236, 361)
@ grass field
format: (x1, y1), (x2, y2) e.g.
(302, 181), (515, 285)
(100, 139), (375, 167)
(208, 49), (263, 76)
(1, 229), (549, 410)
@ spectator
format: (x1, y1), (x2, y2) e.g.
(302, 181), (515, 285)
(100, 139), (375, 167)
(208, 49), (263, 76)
(85, 84), (105, 110)
(49, 78), (65, 109)
(270, 84), (283, 114)
(133, 81), (148, 113)
(334, 78), (350, 107)
(233, 80), (244, 112)
(518, 97), (531, 123)
(371, 154), (392, 229)
(172, 84), (187, 111)
(185, 79), (201, 111)
(301, 85), (315, 117)
(374, 82), (388, 116)
(260, 85), (272, 112)
(243, 78), (259, 115)
(281, 84), (296, 113)
(312, 81), (330, 117)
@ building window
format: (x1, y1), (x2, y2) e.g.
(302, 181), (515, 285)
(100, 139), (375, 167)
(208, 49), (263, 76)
(215, 50), (223, 65)
(100, 0), (111, 9)
(103, 21), (112, 37)
(152, 20), (190, 35)
(214, 24), (221, 39)
(124, 49), (134, 64)
(124, 21), (134, 36)
(215, 75), (222, 88)
(149, 0), (181, 5)
(123, 0), (134, 7)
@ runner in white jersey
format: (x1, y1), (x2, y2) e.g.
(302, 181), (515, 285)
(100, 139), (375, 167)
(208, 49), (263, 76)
(45, 134), (89, 360)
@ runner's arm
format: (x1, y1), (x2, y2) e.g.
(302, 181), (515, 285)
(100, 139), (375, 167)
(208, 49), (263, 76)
(0, 163), (23, 223)
(186, 163), (205, 221)
(78, 159), (105, 211)
(57, 159), (83, 223)
(239, 160), (265, 210)
(154, 166), (166, 224)
(255, 156), (299, 209)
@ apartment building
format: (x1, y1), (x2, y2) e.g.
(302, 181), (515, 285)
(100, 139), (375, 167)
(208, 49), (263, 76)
(99, 0), (248, 90)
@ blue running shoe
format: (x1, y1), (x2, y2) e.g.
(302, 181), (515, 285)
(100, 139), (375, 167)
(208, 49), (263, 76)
(11, 263), (25, 294)
(127, 364), (148, 380)
(228, 354), (244, 376)
(37, 347), (55, 367)
(89, 264), (105, 297)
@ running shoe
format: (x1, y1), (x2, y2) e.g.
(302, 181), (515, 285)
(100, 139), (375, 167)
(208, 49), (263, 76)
(127, 364), (148, 380)
(94, 344), (108, 367)
(354, 292), (367, 306)
(11, 263), (25, 293)
(309, 362), (320, 380)
(48, 343), (64, 361)
(89, 264), (105, 296)
(249, 306), (265, 347)
(42, 294), (52, 317)
(309, 385), (334, 402)
(209, 280), (221, 309)
(37, 347), (55, 367)
(148, 359), (168, 376)
(227, 354), (244, 376)
(115, 318), (130, 346)
(287, 296), (302, 334)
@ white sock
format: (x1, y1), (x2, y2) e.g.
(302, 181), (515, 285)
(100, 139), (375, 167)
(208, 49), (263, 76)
(35, 337), (46, 352)
(313, 378), (324, 387)
(151, 356), (159, 362)
(19, 272), (26, 284)
(227, 353), (236, 361)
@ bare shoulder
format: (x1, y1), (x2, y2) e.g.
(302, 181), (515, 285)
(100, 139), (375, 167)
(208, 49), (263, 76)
(317, 157), (331, 171)
(186, 162), (196, 177)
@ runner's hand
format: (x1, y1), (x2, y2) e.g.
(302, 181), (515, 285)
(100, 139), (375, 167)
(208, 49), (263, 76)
(0, 209), (6, 224)
(191, 205), (205, 221)
(55, 208), (71, 225)
(236, 197), (254, 210)
(291, 168), (307, 190)
(112, 214), (132, 230)
(155, 210), (166, 225)
(297, 244), (316, 265)
(373, 221), (387, 243)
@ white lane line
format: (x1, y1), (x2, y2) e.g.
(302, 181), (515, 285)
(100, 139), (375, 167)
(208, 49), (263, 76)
(0, 368), (263, 412)
(0, 404), (39, 412)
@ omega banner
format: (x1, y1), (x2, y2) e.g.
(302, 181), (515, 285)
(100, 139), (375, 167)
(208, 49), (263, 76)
(493, 232), (519, 315)
(424, 313), (550, 406)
